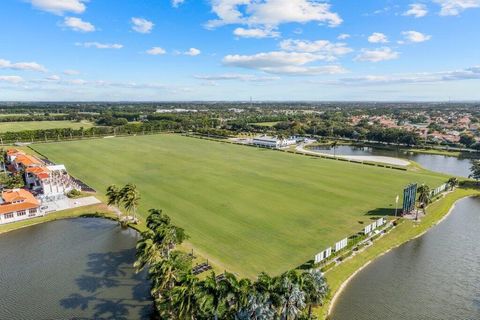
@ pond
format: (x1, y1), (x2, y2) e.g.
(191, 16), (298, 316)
(330, 196), (480, 320)
(310, 145), (478, 177)
(0, 218), (154, 320)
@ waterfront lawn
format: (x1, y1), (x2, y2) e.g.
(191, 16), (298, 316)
(32, 134), (447, 277)
(317, 187), (480, 319)
(0, 203), (113, 235)
(0, 120), (94, 132)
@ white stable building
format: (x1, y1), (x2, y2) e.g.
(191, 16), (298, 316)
(252, 136), (297, 148)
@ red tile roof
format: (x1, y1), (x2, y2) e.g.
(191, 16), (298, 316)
(0, 189), (40, 215)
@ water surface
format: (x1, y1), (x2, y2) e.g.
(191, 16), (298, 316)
(311, 145), (478, 177)
(330, 197), (480, 320)
(0, 218), (153, 320)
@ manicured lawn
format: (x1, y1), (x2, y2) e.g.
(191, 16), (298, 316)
(32, 134), (448, 277)
(250, 121), (279, 127)
(0, 120), (93, 132)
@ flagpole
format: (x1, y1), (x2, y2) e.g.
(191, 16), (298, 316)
(395, 195), (399, 217)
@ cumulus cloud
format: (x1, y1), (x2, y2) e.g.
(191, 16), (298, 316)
(183, 48), (201, 56)
(28, 0), (87, 15)
(64, 17), (95, 32)
(206, 0), (342, 29)
(146, 47), (167, 55)
(76, 42), (124, 49)
(403, 3), (428, 17)
(434, 0), (480, 16)
(330, 66), (480, 86)
(355, 47), (399, 62)
(279, 39), (352, 60)
(131, 17), (154, 33)
(401, 30), (432, 43)
(0, 76), (24, 84)
(0, 58), (47, 72)
(222, 51), (346, 75)
(337, 33), (350, 40)
(233, 27), (280, 38)
(194, 73), (279, 81)
(368, 32), (388, 43)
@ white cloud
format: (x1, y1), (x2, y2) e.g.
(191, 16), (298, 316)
(172, 0), (185, 7)
(0, 76), (24, 84)
(64, 17), (95, 32)
(402, 30), (432, 43)
(331, 66), (480, 85)
(279, 39), (352, 60)
(184, 48), (201, 56)
(146, 47), (167, 55)
(403, 3), (428, 17)
(355, 47), (399, 62)
(46, 75), (60, 81)
(0, 58), (47, 72)
(63, 69), (80, 75)
(28, 0), (87, 15)
(233, 27), (280, 38)
(194, 73), (279, 81)
(131, 17), (154, 34)
(368, 32), (388, 43)
(434, 0), (480, 16)
(76, 42), (124, 49)
(206, 0), (342, 29)
(223, 51), (347, 75)
(337, 33), (350, 40)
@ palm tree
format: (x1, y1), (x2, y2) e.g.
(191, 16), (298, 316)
(120, 183), (140, 222)
(170, 270), (200, 319)
(198, 272), (227, 320)
(106, 184), (121, 207)
(223, 272), (251, 315)
(447, 177), (459, 191)
(331, 141), (338, 158)
(278, 272), (305, 320)
(417, 184), (431, 218)
(300, 270), (329, 318)
(134, 229), (163, 272)
(470, 160), (480, 185)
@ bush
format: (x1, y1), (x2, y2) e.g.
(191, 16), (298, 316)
(67, 189), (82, 198)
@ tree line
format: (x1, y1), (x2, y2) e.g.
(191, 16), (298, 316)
(135, 209), (329, 320)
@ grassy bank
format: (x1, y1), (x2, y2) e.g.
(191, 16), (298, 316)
(317, 187), (480, 319)
(0, 203), (115, 235)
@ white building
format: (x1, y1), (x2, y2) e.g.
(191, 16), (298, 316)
(252, 136), (297, 148)
(25, 165), (80, 197)
(0, 189), (42, 225)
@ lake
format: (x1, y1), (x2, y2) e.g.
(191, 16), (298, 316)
(310, 145), (478, 177)
(0, 218), (154, 320)
(330, 196), (480, 320)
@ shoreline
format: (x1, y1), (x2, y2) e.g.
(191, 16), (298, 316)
(324, 192), (473, 318)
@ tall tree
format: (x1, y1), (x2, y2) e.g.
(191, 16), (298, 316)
(470, 160), (480, 184)
(106, 184), (121, 207)
(198, 272), (228, 320)
(417, 184), (431, 217)
(120, 183), (141, 221)
(447, 177), (459, 191)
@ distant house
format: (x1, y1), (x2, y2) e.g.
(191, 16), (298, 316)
(252, 136), (296, 148)
(0, 189), (42, 225)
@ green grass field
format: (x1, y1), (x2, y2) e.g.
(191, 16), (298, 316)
(0, 120), (93, 132)
(32, 134), (447, 277)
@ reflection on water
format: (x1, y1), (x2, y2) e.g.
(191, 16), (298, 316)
(330, 197), (480, 320)
(311, 145), (478, 177)
(0, 218), (153, 320)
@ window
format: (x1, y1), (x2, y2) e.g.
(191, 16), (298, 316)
(5, 213), (14, 219)
(17, 210), (26, 217)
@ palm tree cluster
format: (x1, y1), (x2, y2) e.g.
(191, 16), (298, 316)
(470, 160), (480, 184)
(136, 209), (329, 320)
(106, 184), (141, 223)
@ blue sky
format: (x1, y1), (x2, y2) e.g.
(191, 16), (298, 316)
(0, 0), (479, 101)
